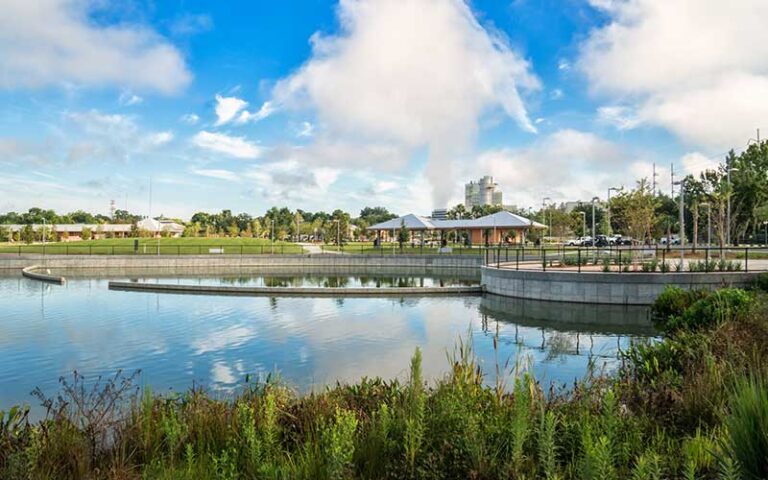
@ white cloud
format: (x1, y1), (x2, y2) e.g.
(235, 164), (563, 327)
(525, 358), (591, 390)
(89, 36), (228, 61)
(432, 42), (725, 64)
(118, 91), (143, 106)
(192, 168), (241, 182)
(243, 161), (340, 204)
(580, 0), (768, 149)
(236, 101), (274, 124)
(180, 113), (200, 125)
(597, 105), (642, 130)
(0, 0), (191, 93)
(144, 131), (173, 147)
(273, 139), (410, 171)
(298, 121), (315, 138)
(269, 0), (540, 206)
(680, 152), (719, 177)
(474, 129), (635, 207)
(61, 110), (171, 163)
(192, 131), (262, 159)
(550, 88), (564, 100)
(214, 95), (248, 126)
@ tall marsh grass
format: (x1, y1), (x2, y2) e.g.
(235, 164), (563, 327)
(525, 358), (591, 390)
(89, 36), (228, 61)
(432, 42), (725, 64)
(1, 287), (768, 479)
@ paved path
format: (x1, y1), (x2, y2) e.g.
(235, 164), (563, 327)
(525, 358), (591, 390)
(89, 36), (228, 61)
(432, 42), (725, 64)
(297, 243), (341, 254)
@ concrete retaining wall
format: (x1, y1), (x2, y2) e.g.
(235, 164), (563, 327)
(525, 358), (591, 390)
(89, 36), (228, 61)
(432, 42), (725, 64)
(0, 254), (482, 271)
(481, 266), (760, 305)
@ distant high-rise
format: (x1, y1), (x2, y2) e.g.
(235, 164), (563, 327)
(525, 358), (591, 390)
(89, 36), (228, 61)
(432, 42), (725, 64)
(464, 176), (503, 208)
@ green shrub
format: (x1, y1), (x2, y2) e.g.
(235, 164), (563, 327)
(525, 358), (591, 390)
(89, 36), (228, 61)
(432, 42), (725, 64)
(755, 272), (768, 292)
(650, 286), (709, 331)
(669, 288), (753, 332)
(723, 375), (768, 480)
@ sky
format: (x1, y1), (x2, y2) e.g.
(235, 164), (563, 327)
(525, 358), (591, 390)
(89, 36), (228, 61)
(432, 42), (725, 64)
(1, 0), (766, 219)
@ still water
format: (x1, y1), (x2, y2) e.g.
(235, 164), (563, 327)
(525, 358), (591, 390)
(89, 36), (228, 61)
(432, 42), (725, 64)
(0, 270), (655, 415)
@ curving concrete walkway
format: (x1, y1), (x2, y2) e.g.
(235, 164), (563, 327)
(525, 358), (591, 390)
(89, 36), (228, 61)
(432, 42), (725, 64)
(21, 265), (66, 284)
(108, 280), (481, 297)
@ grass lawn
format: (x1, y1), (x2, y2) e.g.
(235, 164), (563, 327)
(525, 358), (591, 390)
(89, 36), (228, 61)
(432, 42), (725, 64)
(0, 237), (304, 255)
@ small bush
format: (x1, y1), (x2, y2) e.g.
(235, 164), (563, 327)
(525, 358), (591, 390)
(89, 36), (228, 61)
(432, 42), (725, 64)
(670, 288), (753, 332)
(723, 374), (768, 480)
(641, 260), (659, 272)
(659, 261), (670, 273)
(651, 286), (709, 330)
(754, 272), (768, 292)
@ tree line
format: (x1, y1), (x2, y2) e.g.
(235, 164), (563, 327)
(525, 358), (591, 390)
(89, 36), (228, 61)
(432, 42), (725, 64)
(0, 206), (398, 244)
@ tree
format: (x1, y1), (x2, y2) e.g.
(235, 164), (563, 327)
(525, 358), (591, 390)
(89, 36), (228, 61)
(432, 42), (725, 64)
(358, 206), (397, 226)
(227, 224), (240, 238)
(397, 219), (409, 249)
(447, 204), (467, 220)
(610, 179), (657, 243)
(326, 210), (351, 245)
(702, 169), (730, 251)
(0, 226), (12, 242)
(81, 227), (92, 241)
(683, 176), (706, 251)
(20, 225), (34, 244)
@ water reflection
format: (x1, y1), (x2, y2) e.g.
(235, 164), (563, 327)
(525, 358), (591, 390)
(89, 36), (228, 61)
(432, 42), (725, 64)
(0, 274), (655, 420)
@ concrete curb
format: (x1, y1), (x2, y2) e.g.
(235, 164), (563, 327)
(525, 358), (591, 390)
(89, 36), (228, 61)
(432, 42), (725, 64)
(108, 281), (482, 297)
(21, 265), (66, 284)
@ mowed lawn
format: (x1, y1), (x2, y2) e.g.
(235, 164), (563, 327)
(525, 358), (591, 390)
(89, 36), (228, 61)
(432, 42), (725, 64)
(0, 237), (304, 255)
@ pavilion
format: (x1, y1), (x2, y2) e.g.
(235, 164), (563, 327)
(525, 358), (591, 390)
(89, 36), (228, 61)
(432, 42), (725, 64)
(367, 211), (546, 245)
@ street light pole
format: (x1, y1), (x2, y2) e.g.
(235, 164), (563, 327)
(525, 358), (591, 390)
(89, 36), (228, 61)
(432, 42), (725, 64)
(674, 180), (685, 263)
(591, 197), (599, 246)
(764, 221), (768, 246)
(607, 186), (622, 236)
(726, 165), (738, 245)
(542, 196), (551, 244)
(42, 218), (46, 245)
(270, 220), (274, 254)
(578, 211), (586, 238)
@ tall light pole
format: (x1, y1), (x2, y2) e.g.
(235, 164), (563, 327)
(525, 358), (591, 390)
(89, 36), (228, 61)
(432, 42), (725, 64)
(542, 196), (551, 244)
(42, 218), (47, 245)
(674, 180), (685, 263)
(607, 186), (622, 236)
(764, 220), (768, 246)
(591, 197), (599, 246)
(726, 166), (738, 245)
(578, 211), (586, 238)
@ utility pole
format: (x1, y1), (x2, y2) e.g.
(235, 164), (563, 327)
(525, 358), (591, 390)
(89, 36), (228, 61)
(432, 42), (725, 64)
(670, 163), (675, 198)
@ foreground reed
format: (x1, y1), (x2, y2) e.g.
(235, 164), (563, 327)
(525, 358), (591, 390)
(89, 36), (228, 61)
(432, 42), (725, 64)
(2, 283), (768, 479)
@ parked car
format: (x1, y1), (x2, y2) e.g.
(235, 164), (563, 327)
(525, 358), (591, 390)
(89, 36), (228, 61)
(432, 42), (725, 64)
(659, 235), (680, 245)
(565, 236), (591, 246)
(611, 235), (636, 246)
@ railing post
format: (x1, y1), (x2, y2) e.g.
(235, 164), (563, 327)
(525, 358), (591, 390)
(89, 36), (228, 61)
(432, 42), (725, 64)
(516, 248), (519, 270)
(497, 246), (500, 269)
(578, 248), (581, 273)
(618, 249), (622, 274)
(542, 247), (546, 271)
(745, 247), (749, 272)
(705, 247), (710, 271)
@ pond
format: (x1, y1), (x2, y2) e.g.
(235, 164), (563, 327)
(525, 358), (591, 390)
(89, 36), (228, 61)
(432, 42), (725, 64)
(0, 270), (655, 417)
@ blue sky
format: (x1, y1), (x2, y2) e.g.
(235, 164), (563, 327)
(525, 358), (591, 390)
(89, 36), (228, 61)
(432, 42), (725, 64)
(1, 0), (765, 219)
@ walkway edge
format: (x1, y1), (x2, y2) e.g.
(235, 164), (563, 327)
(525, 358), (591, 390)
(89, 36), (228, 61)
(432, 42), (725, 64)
(21, 265), (66, 284)
(108, 281), (482, 297)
